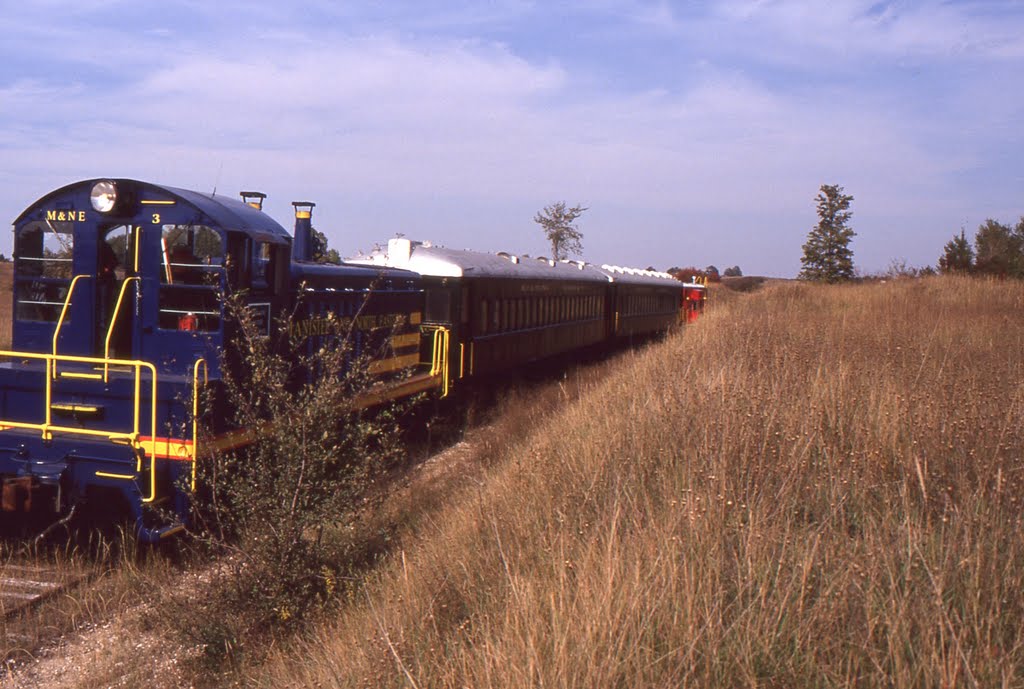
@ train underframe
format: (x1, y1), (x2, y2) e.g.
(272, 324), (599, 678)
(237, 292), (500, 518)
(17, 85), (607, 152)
(0, 431), (191, 541)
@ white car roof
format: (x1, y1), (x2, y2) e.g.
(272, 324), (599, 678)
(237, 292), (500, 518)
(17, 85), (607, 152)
(349, 238), (686, 287)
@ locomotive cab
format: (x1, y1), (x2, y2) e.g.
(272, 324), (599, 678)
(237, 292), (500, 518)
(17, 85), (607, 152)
(1, 179), (293, 539)
(10, 179), (291, 373)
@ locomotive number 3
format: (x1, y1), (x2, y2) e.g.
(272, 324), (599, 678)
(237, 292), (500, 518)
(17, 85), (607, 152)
(151, 213), (161, 224)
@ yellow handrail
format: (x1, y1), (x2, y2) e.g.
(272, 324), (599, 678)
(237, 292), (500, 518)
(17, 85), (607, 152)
(430, 329), (440, 376)
(138, 361), (159, 504)
(0, 348), (159, 501)
(51, 274), (90, 378)
(43, 357), (53, 440)
(191, 358), (208, 492)
(429, 327), (450, 397)
(104, 277), (140, 382)
(441, 329), (449, 396)
(134, 226), (141, 272)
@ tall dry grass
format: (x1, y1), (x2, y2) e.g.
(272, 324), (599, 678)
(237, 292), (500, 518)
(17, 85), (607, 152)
(259, 276), (1024, 687)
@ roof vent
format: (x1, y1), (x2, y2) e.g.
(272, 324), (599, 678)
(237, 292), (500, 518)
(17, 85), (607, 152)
(387, 237), (413, 266)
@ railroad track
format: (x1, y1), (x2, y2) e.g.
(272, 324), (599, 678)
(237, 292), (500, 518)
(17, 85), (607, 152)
(0, 563), (91, 620)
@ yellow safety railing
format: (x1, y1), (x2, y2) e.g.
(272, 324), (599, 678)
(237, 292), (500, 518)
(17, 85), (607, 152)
(0, 349), (160, 502)
(51, 274), (90, 378)
(429, 326), (450, 397)
(191, 358), (208, 492)
(134, 227), (142, 272)
(103, 276), (140, 382)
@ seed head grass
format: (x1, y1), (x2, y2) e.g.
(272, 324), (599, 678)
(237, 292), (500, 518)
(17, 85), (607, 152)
(255, 276), (1024, 687)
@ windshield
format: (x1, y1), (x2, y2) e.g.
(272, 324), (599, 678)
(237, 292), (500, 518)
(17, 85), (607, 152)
(14, 220), (74, 322)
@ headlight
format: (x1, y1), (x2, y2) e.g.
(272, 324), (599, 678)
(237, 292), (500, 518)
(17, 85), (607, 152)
(90, 180), (118, 213)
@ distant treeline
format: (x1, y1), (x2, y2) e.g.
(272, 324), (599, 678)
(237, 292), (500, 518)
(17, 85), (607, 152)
(939, 217), (1024, 278)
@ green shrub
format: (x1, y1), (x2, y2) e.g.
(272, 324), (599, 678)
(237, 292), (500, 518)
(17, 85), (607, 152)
(173, 290), (411, 667)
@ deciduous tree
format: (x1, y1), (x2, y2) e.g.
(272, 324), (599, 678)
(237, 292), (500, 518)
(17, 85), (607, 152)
(312, 228), (341, 264)
(534, 202), (587, 261)
(973, 219), (1022, 277)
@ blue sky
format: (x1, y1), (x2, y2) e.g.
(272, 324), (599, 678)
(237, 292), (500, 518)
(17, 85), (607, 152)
(1, 1), (1022, 276)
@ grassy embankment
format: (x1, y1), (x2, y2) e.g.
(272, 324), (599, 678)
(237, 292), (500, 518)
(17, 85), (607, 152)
(256, 276), (1024, 687)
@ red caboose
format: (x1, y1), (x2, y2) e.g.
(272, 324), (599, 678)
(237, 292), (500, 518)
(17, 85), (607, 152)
(681, 278), (707, 323)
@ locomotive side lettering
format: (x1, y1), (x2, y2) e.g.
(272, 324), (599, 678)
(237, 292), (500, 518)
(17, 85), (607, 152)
(288, 312), (412, 340)
(45, 209), (86, 222)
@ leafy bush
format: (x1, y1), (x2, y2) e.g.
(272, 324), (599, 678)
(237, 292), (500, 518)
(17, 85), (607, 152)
(173, 290), (411, 667)
(670, 266), (718, 283)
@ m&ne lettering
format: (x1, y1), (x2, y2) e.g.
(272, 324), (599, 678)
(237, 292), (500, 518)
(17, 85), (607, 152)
(45, 210), (87, 222)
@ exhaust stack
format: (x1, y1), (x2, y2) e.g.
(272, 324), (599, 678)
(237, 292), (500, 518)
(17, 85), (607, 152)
(240, 191), (266, 210)
(291, 201), (316, 262)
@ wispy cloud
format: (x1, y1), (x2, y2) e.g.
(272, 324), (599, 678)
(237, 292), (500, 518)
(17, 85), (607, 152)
(1, 1), (1022, 274)
(709, 0), (1024, 61)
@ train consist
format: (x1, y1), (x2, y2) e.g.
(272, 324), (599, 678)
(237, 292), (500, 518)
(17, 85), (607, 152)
(1, 178), (706, 540)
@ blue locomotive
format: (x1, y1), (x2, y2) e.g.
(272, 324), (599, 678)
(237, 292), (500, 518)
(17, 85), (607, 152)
(1, 178), (704, 541)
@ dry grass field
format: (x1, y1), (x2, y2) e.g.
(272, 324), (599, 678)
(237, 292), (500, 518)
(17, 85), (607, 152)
(251, 276), (1024, 688)
(1, 275), (1022, 688)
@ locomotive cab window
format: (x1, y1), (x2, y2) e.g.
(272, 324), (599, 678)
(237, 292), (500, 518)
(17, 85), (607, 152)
(224, 234), (287, 295)
(158, 224), (224, 332)
(252, 241), (272, 290)
(14, 220), (74, 322)
(101, 225), (135, 278)
(97, 225), (138, 357)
